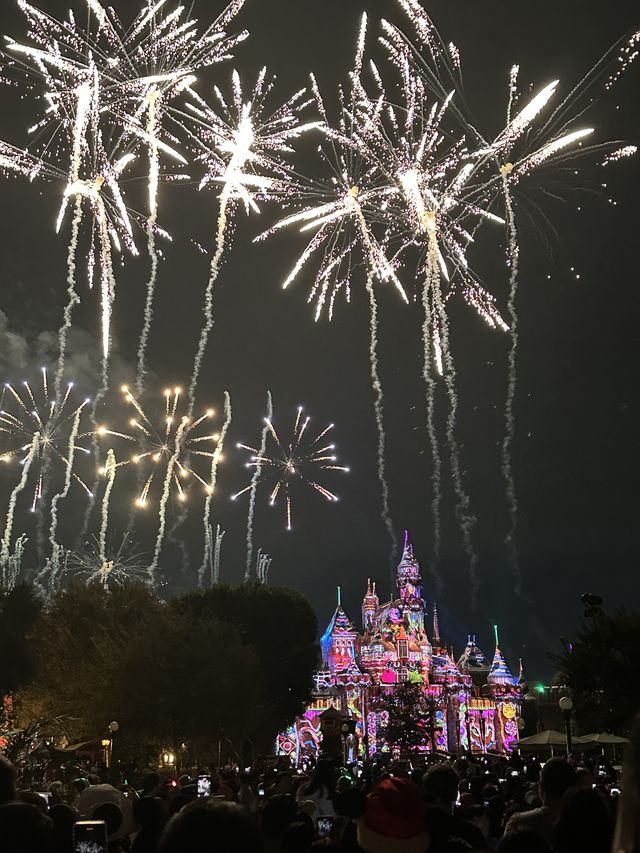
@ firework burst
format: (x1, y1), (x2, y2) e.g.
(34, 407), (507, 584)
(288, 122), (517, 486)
(0, 367), (92, 580)
(67, 533), (149, 590)
(96, 384), (220, 581)
(0, 368), (92, 512)
(98, 385), (220, 508)
(2, 0), (248, 394)
(182, 68), (318, 409)
(232, 405), (349, 532)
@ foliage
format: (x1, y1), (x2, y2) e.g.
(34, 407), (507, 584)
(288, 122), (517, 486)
(378, 682), (435, 758)
(11, 580), (319, 760)
(14, 583), (262, 759)
(14, 583), (164, 745)
(552, 608), (640, 735)
(171, 583), (319, 746)
(0, 584), (42, 697)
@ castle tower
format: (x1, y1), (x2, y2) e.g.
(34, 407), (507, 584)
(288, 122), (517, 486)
(362, 578), (379, 632)
(397, 531), (422, 602)
(320, 592), (361, 676)
(458, 635), (490, 673)
(487, 628), (517, 688)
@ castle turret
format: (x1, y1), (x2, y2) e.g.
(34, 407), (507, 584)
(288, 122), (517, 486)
(487, 627), (516, 687)
(458, 635), (490, 675)
(362, 578), (379, 632)
(320, 589), (361, 676)
(397, 531), (422, 602)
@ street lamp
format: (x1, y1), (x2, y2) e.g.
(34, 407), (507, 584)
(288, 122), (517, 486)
(108, 721), (119, 783)
(341, 723), (349, 767)
(559, 697), (573, 756)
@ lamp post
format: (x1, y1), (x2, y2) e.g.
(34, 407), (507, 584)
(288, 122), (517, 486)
(108, 721), (120, 783)
(559, 697), (573, 756)
(341, 723), (349, 767)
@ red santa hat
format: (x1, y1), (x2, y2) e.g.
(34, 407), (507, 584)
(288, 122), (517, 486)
(357, 777), (429, 853)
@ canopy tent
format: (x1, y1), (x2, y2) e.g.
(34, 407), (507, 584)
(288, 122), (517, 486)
(577, 733), (629, 746)
(515, 730), (568, 748)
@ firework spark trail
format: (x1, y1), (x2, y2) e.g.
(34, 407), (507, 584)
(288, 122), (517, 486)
(501, 171), (522, 594)
(213, 524), (224, 584)
(0, 433), (39, 576)
(148, 415), (188, 582)
(256, 547), (272, 584)
(82, 201), (118, 541)
(54, 78), (93, 401)
(187, 185), (230, 413)
(199, 390), (232, 587)
(4, 534), (27, 590)
(420, 268), (443, 591)
(99, 448), (117, 568)
(48, 402), (85, 579)
(245, 390), (272, 580)
(185, 71), (317, 411)
(136, 91), (162, 397)
(364, 274), (398, 577)
(55, 197), (83, 401)
(435, 288), (479, 604)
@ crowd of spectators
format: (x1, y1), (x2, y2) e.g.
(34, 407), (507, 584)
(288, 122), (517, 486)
(0, 742), (632, 852)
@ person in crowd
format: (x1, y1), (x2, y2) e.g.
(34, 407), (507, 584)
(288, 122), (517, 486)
(261, 793), (298, 853)
(238, 770), (259, 815)
(50, 802), (79, 853)
(357, 776), (429, 853)
(503, 757), (576, 845)
(0, 756), (16, 806)
(140, 772), (162, 798)
(423, 764), (485, 849)
(281, 819), (315, 853)
(296, 759), (336, 824)
(552, 787), (613, 853)
(131, 795), (167, 853)
(496, 830), (550, 852)
(0, 800), (53, 853)
(613, 711), (640, 853)
(459, 804), (491, 847)
(159, 798), (264, 853)
(17, 790), (49, 814)
(68, 777), (90, 810)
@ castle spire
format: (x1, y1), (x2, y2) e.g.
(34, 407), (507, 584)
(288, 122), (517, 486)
(488, 631), (516, 686)
(433, 603), (441, 646)
(397, 531), (421, 601)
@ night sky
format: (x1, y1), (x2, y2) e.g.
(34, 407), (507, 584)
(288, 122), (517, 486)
(0, 0), (637, 681)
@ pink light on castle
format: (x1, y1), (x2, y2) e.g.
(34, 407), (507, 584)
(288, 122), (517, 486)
(278, 533), (522, 763)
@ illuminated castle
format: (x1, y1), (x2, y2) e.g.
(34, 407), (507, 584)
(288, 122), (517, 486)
(277, 534), (522, 763)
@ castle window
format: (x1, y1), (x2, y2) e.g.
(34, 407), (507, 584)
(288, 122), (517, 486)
(399, 667), (409, 682)
(398, 639), (408, 659)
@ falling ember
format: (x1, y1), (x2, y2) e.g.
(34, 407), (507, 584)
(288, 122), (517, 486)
(233, 401), (349, 532)
(200, 391), (232, 587)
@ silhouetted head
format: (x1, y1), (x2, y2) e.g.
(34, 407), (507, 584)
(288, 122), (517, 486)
(0, 755), (16, 805)
(159, 799), (263, 853)
(539, 758), (576, 804)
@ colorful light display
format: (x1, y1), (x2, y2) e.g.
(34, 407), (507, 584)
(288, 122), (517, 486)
(278, 532), (522, 761)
